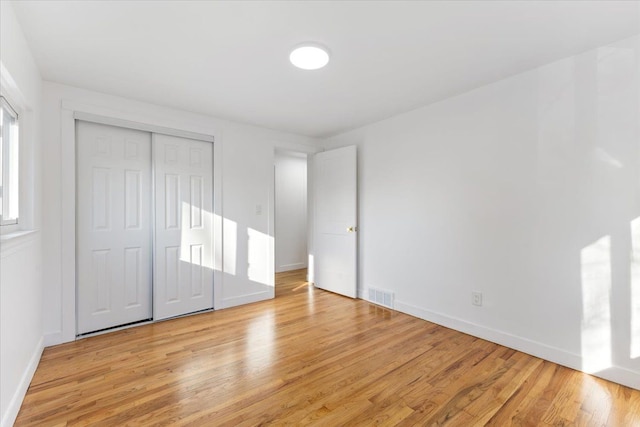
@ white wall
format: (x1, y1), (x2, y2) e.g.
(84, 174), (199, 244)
(41, 82), (320, 345)
(323, 35), (640, 389)
(0, 2), (44, 426)
(275, 151), (308, 272)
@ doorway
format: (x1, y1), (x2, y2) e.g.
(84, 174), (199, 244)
(274, 150), (309, 297)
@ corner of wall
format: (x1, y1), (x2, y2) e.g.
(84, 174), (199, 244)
(394, 300), (640, 391)
(0, 337), (44, 427)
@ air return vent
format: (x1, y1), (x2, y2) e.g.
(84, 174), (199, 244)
(367, 287), (394, 309)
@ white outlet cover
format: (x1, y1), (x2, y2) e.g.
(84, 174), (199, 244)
(472, 291), (483, 306)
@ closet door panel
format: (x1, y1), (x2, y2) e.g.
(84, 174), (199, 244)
(77, 121), (153, 334)
(154, 134), (213, 320)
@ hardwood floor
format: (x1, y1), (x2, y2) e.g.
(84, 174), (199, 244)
(16, 269), (640, 426)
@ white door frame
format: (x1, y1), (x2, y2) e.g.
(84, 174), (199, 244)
(59, 100), (222, 343)
(270, 144), (322, 287)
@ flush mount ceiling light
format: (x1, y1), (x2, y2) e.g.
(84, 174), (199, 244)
(289, 43), (330, 70)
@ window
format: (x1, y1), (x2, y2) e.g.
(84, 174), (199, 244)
(0, 96), (19, 226)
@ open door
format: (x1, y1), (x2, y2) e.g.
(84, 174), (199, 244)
(313, 145), (357, 298)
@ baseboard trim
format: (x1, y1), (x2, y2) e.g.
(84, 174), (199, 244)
(394, 300), (640, 390)
(592, 365), (640, 389)
(275, 262), (307, 273)
(1, 336), (44, 427)
(221, 291), (272, 309)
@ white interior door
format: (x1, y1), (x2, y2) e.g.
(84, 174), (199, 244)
(154, 134), (214, 320)
(313, 145), (357, 298)
(77, 121), (153, 334)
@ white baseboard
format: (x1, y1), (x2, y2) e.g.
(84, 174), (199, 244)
(592, 365), (640, 389)
(394, 300), (640, 390)
(221, 291), (272, 309)
(275, 262), (307, 273)
(1, 336), (44, 427)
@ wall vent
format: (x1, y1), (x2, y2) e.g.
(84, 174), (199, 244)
(367, 287), (394, 309)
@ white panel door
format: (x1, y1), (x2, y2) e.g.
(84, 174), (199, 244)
(77, 121), (153, 334)
(154, 134), (214, 320)
(313, 145), (358, 298)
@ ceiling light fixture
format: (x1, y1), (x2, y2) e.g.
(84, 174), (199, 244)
(289, 43), (330, 70)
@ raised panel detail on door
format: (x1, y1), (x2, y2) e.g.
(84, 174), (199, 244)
(124, 247), (141, 307)
(92, 249), (111, 312)
(124, 170), (142, 229)
(190, 244), (204, 297)
(92, 168), (110, 230)
(77, 121), (153, 334)
(165, 174), (180, 229)
(190, 176), (203, 228)
(165, 246), (180, 302)
(154, 134), (214, 320)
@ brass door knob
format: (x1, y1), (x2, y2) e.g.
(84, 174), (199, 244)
(347, 226), (357, 232)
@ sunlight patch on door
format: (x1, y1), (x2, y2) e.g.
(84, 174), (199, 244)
(177, 202), (216, 271)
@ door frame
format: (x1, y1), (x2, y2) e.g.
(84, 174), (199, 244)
(58, 101), (222, 343)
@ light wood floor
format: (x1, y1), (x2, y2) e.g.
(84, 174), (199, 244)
(16, 269), (640, 426)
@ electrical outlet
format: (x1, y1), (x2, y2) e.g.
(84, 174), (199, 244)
(472, 291), (483, 306)
(255, 204), (262, 215)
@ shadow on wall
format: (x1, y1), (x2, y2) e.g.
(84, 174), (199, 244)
(209, 212), (274, 287)
(169, 201), (274, 310)
(156, 197), (274, 318)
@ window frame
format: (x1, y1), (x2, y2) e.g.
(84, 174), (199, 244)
(0, 95), (20, 227)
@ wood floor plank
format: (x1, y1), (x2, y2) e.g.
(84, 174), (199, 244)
(14, 269), (640, 426)
(485, 359), (554, 426)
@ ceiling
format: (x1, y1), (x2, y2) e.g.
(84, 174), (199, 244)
(10, 1), (640, 138)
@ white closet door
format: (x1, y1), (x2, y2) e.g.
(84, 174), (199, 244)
(154, 134), (214, 320)
(77, 121), (153, 334)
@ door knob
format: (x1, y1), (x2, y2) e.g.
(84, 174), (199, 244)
(347, 226), (357, 232)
